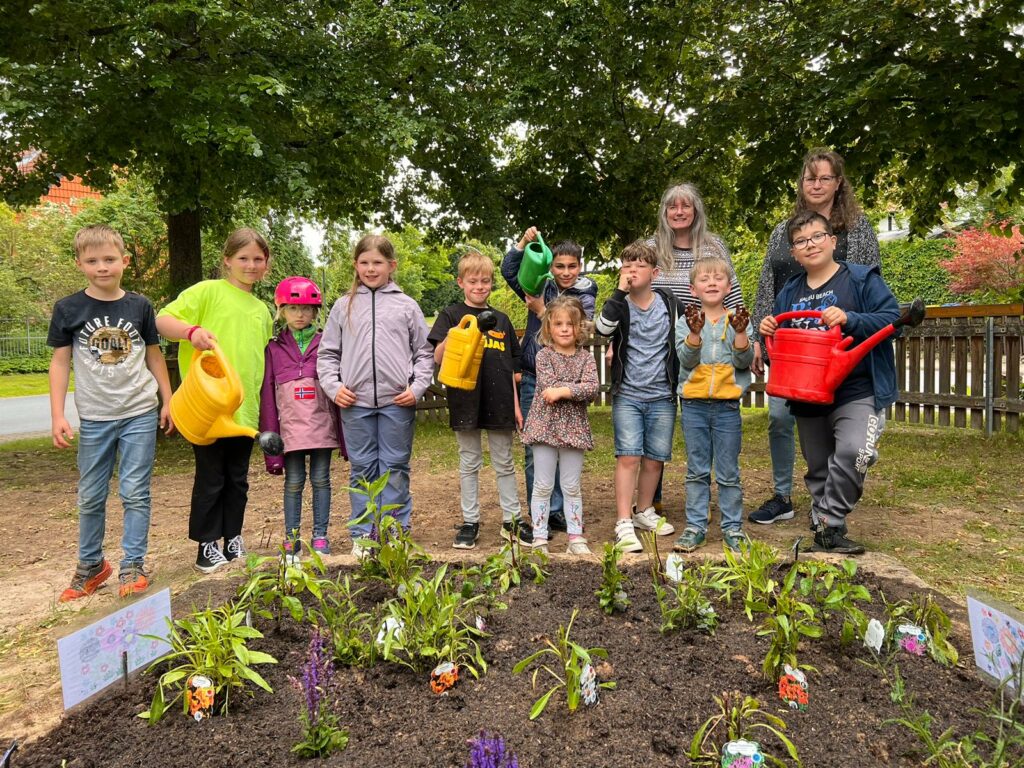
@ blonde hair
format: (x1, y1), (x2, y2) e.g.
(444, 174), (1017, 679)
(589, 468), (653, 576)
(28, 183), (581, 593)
(74, 224), (125, 258)
(457, 250), (494, 279)
(346, 234), (397, 324)
(794, 148), (863, 232)
(538, 295), (591, 348)
(620, 240), (658, 268)
(689, 255), (733, 283)
(274, 303), (320, 324)
(654, 183), (726, 271)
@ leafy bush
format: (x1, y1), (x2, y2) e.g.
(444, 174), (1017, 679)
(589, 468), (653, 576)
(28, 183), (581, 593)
(879, 239), (956, 304)
(595, 542), (630, 615)
(940, 223), (1024, 303)
(652, 562), (723, 635)
(0, 354), (50, 374)
(236, 544), (334, 628)
(689, 690), (802, 767)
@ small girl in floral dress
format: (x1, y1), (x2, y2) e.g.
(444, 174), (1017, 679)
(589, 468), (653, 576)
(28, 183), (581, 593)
(520, 296), (599, 555)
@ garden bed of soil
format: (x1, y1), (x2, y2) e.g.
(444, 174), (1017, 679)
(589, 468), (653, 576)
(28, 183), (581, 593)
(16, 557), (1009, 768)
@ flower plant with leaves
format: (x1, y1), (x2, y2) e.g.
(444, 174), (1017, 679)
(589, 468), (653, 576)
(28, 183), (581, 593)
(465, 731), (519, 768)
(512, 608), (615, 720)
(882, 592), (959, 666)
(688, 690), (802, 767)
(652, 561), (724, 635)
(291, 630), (349, 758)
(313, 575), (378, 668)
(140, 604), (277, 723)
(348, 473), (429, 587)
(463, 538), (549, 600)
(595, 542), (630, 615)
(792, 559), (871, 645)
(236, 543), (334, 628)
(709, 538), (779, 613)
(748, 565), (822, 680)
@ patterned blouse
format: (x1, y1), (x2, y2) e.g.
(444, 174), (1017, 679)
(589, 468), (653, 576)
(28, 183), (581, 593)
(521, 346), (599, 450)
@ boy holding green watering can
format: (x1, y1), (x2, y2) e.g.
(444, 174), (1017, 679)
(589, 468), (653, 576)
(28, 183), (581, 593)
(501, 227), (597, 534)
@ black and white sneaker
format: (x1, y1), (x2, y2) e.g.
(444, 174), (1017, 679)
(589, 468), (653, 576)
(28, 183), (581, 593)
(196, 541), (229, 573)
(453, 522), (480, 550)
(811, 526), (866, 555)
(748, 494), (795, 524)
(224, 535), (246, 562)
(502, 518), (535, 547)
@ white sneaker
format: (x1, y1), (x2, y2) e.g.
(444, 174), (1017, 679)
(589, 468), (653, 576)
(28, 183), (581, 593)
(566, 537), (592, 556)
(351, 541), (372, 561)
(614, 520), (643, 553)
(632, 505), (675, 535)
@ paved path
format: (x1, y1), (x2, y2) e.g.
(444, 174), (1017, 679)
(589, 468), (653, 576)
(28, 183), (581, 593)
(0, 393), (77, 439)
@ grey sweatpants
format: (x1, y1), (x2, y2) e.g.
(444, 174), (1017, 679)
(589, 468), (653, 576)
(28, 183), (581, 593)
(456, 429), (521, 525)
(530, 445), (585, 541)
(795, 396), (885, 528)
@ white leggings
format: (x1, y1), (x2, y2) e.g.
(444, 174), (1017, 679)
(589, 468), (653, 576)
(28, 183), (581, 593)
(530, 444), (584, 540)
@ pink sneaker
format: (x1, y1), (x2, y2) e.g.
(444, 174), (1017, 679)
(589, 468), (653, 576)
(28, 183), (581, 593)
(311, 537), (331, 555)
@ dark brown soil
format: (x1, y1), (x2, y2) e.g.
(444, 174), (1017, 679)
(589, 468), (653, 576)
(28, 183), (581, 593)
(16, 562), (1009, 768)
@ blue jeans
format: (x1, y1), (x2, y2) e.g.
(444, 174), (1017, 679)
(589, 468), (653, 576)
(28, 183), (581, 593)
(768, 395), (796, 497)
(611, 395), (676, 461)
(284, 448), (333, 539)
(340, 405), (416, 537)
(76, 409), (158, 571)
(681, 399), (744, 532)
(520, 373), (563, 517)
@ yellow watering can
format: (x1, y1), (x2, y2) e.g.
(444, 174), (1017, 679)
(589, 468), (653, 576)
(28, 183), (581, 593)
(170, 343), (284, 454)
(438, 311), (498, 390)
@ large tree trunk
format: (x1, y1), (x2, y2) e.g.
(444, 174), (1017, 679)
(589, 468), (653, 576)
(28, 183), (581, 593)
(167, 208), (202, 298)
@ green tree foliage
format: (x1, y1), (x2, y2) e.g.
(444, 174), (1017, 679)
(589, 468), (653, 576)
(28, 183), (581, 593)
(0, 204), (80, 320)
(879, 240), (956, 305)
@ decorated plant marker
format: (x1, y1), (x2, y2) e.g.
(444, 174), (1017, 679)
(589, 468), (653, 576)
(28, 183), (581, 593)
(580, 663), (598, 706)
(376, 617), (404, 646)
(721, 739), (764, 767)
(864, 618), (885, 653)
(430, 662), (459, 694)
(895, 623), (929, 656)
(186, 674), (215, 722)
(475, 614), (488, 633)
(665, 553), (685, 583)
(778, 665), (809, 711)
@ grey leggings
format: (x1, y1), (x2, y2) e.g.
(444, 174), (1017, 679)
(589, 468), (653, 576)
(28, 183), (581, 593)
(796, 396), (885, 528)
(455, 429), (521, 524)
(530, 444), (584, 540)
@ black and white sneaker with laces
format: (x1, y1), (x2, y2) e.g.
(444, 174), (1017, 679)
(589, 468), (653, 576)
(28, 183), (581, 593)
(453, 522), (480, 550)
(502, 518), (535, 546)
(811, 526), (866, 555)
(748, 494), (795, 524)
(224, 535), (246, 562)
(196, 541), (229, 573)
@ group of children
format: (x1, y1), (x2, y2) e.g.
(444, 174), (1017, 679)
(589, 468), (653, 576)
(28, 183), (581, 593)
(51, 206), (901, 599)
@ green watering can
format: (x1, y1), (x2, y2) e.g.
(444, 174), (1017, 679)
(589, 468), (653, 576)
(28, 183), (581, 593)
(517, 232), (554, 296)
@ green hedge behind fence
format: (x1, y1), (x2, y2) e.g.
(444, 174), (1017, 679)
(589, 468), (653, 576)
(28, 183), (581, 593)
(879, 239), (956, 304)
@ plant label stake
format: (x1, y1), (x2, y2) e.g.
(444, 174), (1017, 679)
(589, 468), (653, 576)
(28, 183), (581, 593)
(778, 665), (809, 711)
(665, 553), (685, 583)
(721, 739), (763, 767)
(895, 623), (929, 656)
(580, 663), (598, 706)
(186, 674), (215, 722)
(121, 650), (129, 690)
(2, 740), (17, 768)
(430, 662), (459, 694)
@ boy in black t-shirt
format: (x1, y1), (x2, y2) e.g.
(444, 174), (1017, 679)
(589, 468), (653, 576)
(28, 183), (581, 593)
(429, 251), (533, 550)
(47, 225), (174, 601)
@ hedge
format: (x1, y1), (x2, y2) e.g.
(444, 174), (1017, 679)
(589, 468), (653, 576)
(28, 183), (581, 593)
(879, 239), (956, 304)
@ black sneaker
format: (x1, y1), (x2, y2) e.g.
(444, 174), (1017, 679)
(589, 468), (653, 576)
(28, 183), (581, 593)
(548, 513), (568, 533)
(811, 526), (866, 555)
(749, 494), (795, 525)
(196, 541), (229, 573)
(223, 535), (246, 562)
(502, 518), (535, 546)
(453, 522), (480, 550)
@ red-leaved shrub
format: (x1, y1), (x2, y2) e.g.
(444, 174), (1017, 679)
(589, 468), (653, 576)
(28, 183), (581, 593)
(940, 221), (1024, 303)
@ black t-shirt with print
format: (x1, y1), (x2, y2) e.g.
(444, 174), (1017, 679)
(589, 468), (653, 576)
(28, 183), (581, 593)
(782, 264), (873, 416)
(428, 303), (522, 430)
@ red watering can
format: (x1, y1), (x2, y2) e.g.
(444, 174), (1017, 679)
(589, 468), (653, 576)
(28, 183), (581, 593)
(765, 299), (925, 404)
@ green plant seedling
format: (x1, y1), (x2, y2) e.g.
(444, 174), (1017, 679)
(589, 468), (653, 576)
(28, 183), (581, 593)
(793, 558), (871, 645)
(512, 608), (615, 720)
(236, 541), (334, 628)
(347, 473), (430, 586)
(140, 603), (277, 723)
(708, 538), (779, 614)
(882, 591), (959, 666)
(313, 575), (378, 667)
(748, 564), (822, 680)
(652, 561), (724, 635)
(689, 690), (802, 767)
(595, 542), (630, 615)
(464, 538), (549, 599)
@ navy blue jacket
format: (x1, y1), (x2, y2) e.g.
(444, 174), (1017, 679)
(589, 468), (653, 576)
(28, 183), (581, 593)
(773, 263), (901, 410)
(501, 247), (598, 374)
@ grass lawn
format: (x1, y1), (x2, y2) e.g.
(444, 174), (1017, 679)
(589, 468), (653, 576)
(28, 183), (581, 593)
(0, 372), (73, 398)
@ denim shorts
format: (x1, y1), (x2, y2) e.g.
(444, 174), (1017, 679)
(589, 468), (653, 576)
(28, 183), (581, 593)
(612, 395), (677, 461)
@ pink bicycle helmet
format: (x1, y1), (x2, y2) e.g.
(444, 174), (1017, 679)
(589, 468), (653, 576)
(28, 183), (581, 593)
(274, 276), (323, 307)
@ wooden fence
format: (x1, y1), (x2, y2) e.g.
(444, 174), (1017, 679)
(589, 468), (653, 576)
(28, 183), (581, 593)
(417, 304), (1024, 434)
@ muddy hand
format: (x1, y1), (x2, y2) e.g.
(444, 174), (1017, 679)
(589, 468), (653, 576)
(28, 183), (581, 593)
(729, 305), (750, 333)
(684, 304), (706, 334)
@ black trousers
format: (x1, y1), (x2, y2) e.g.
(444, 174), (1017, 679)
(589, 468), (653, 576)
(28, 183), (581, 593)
(189, 437), (254, 543)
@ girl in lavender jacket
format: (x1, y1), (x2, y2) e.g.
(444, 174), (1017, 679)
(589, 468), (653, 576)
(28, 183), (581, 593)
(260, 277), (346, 561)
(316, 235), (434, 558)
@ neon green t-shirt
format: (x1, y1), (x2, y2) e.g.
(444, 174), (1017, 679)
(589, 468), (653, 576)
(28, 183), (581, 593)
(159, 279), (273, 430)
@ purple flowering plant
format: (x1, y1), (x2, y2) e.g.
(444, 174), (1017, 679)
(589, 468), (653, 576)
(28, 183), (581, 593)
(291, 630), (348, 758)
(466, 731), (519, 768)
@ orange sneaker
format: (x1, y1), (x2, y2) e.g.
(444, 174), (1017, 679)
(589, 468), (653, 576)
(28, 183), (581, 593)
(60, 559), (112, 602)
(118, 564), (150, 598)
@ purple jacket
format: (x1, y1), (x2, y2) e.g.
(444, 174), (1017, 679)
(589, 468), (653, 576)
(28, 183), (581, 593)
(317, 282), (434, 409)
(259, 328), (346, 474)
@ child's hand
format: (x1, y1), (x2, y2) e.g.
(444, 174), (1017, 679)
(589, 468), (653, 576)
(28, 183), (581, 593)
(617, 267), (633, 292)
(334, 385), (357, 408)
(541, 386), (566, 404)
(160, 403), (176, 436)
(393, 387), (417, 407)
(515, 404), (524, 431)
(729, 306), (750, 333)
(759, 316), (778, 337)
(189, 327), (217, 351)
(684, 304), (706, 334)
(821, 307), (848, 328)
(524, 292), (545, 316)
(52, 417), (74, 449)
(516, 226), (539, 251)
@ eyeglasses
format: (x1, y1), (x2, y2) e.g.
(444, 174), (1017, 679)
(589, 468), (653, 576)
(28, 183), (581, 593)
(802, 174), (838, 185)
(791, 231), (831, 250)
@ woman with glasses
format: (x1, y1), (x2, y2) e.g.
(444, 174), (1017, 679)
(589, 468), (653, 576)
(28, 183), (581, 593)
(749, 148), (880, 526)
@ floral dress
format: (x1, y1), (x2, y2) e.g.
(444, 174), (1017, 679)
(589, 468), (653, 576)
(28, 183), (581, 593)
(521, 346), (599, 450)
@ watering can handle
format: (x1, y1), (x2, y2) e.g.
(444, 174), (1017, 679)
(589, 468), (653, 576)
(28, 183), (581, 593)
(535, 231), (546, 250)
(190, 342), (242, 392)
(765, 310), (826, 359)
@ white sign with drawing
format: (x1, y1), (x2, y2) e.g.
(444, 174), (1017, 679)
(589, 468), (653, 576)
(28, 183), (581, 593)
(966, 591), (1024, 691)
(58, 588), (173, 710)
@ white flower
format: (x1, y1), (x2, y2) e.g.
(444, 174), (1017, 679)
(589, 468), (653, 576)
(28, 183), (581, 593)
(665, 553), (685, 583)
(864, 618), (885, 653)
